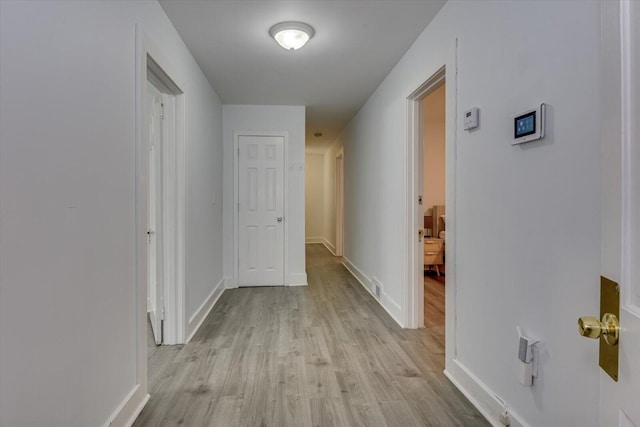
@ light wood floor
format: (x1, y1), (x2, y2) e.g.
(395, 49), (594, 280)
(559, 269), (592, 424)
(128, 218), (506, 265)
(134, 244), (489, 427)
(424, 274), (445, 351)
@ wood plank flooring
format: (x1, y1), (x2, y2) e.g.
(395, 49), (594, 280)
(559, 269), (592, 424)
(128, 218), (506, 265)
(134, 244), (489, 427)
(424, 274), (445, 351)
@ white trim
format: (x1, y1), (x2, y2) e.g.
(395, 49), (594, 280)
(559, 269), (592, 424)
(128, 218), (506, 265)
(342, 257), (369, 289)
(305, 238), (337, 256)
(321, 238), (336, 256)
(133, 23), (149, 418)
(444, 39), (460, 365)
(403, 40), (459, 382)
(335, 150), (344, 257)
(445, 359), (529, 427)
(102, 384), (149, 427)
(373, 275), (403, 322)
(287, 273), (308, 286)
(405, 65), (446, 330)
(343, 257), (404, 327)
(233, 131), (289, 287)
(620, 0), (640, 312)
(305, 237), (324, 244)
(223, 276), (237, 289)
(185, 277), (225, 343)
(138, 26), (188, 348)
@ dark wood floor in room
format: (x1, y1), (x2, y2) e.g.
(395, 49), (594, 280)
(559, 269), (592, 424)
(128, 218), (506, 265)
(134, 244), (489, 427)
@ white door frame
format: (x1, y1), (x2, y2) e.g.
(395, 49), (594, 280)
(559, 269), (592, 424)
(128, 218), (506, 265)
(404, 39), (457, 363)
(146, 80), (165, 345)
(233, 131), (289, 286)
(136, 23), (187, 359)
(146, 55), (186, 346)
(335, 149), (344, 257)
(405, 67), (445, 330)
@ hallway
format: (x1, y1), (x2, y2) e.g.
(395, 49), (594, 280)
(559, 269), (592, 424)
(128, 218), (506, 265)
(134, 244), (488, 426)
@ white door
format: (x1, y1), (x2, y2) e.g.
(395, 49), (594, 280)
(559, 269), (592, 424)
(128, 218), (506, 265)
(237, 134), (285, 286)
(147, 81), (164, 344)
(598, 1), (639, 425)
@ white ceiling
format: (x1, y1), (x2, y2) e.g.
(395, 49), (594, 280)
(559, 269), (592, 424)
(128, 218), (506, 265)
(159, 0), (446, 153)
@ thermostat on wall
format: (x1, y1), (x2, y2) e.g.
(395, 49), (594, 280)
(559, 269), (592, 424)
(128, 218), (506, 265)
(464, 107), (479, 131)
(512, 103), (546, 145)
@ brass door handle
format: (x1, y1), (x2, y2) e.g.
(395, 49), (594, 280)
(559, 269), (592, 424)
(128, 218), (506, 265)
(578, 313), (620, 345)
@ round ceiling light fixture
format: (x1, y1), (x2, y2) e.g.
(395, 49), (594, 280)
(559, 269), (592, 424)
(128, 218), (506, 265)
(269, 22), (315, 51)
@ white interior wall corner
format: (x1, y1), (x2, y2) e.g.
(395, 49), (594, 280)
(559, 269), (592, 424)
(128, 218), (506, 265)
(0, 1), (224, 425)
(335, 1), (602, 426)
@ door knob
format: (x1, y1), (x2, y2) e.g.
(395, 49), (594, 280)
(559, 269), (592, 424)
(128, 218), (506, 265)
(277, 217), (283, 222)
(578, 313), (620, 345)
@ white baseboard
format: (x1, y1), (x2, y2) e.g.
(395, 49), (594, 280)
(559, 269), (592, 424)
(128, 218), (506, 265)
(342, 257), (404, 327)
(372, 275), (402, 323)
(287, 272), (308, 286)
(125, 393), (150, 427)
(321, 238), (336, 255)
(103, 384), (149, 427)
(305, 237), (337, 256)
(186, 277), (225, 343)
(224, 276), (237, 289)
(444, 359), (529, 427)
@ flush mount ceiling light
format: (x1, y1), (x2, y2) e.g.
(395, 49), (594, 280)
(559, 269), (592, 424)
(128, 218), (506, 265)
(269, 22), (315, 51)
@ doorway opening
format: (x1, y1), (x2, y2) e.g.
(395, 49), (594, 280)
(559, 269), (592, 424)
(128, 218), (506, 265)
(144, 56), (185, 346)
(335, 150), (344, 257)
(132, 27), (188, 418)
(405, 40), (458, 373)
(421, 82), (446, 340)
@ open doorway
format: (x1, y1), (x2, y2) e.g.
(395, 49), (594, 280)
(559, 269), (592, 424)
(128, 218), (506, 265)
(146, 78), (165, 345)
(131, 27), (189, 417)
(335, 150), (344, 257)
(405, 42), (458, 371)
(421, 83), (446, 342)
(144, 56), (185, 346)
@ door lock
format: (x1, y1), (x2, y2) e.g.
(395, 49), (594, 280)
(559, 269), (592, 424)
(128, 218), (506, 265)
(577, 276), (620, 381)
(418, 229), (424, 242)
(578, 313), (620, 345)
(277, 217), (283, 222)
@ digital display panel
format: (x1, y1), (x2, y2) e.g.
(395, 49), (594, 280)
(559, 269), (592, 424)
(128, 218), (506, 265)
(514, 111), (536, 138)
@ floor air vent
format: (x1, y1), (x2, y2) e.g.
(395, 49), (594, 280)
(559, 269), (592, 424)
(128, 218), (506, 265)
(371, 277), (382, 299)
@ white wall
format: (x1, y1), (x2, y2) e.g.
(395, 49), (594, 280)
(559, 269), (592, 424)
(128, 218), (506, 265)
(0, 1), (224, 426)
(305, 153), (325, 240)
(321, 140), (343, 252)
(423, 84), (446, 211)
(335, 1), (601, 426)
(223, 105), (307, 286)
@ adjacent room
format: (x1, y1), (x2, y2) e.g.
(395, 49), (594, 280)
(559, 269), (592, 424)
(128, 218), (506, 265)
(421, 82), (446, 338)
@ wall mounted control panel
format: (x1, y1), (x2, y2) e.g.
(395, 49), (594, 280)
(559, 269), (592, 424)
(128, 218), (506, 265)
(512, 103), (546, 145)
(463, 107), (479, 131)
